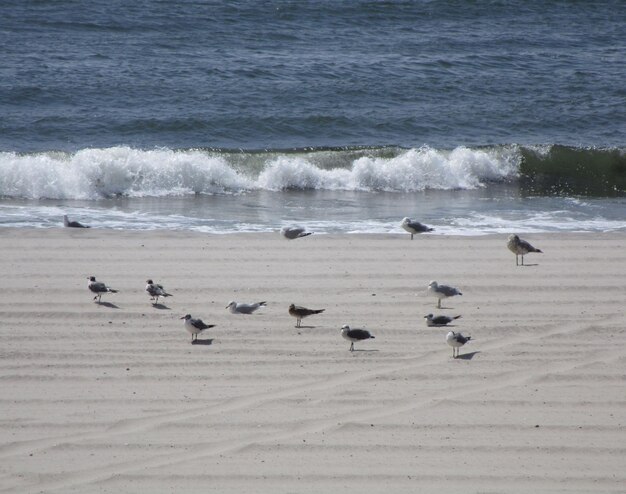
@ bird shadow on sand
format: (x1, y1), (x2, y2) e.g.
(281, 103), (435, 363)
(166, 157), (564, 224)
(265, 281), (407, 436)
(152, 303), (171, 310)
(520, 263), (539, 267)
(351, 349), (380, 353)
(97, 301), (120, 309)
(192, 338), (214, 346)
(295, 325), (317, 329)
(456, 351), (479, 360)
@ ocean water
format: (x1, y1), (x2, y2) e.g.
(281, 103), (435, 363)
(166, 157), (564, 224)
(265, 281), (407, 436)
(1, 1), (625, 234)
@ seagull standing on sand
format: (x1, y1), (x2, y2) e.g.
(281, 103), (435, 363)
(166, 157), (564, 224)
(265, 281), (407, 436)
(341, 325), (375, 352)
(181, 314), (215, 343)
(428, 281), (462, 309)
(226, 301), (266, 314)
(424, 314), (461, 327)
(64, 215), (90, 228)
(281, 226), (313, 239)
(446, 330), (471, 358)
(507, 234), (543, 266)
(145, 279), (172, 305)
(87, 276), (118, 303)
(289, 304), (325, 328)
(401, 217), (433, 239)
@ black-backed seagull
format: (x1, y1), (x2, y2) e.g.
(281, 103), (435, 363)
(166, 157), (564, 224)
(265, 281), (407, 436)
(446, 331), (472, 358)
(401, 217), (433, 239)
(87, 276), (118, 303)
(424, 313), (461, 327)
(341, 325), (375, 352)
(181, 314), (215, 343)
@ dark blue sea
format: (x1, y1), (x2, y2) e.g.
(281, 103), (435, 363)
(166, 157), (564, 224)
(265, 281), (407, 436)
(1, 0), (625, 234)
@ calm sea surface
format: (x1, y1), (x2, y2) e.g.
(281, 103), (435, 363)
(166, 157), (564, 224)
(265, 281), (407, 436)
(1, 1), (625, 233)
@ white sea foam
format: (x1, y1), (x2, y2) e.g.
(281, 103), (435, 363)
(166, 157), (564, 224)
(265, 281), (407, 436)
(0, 145), (520, 199)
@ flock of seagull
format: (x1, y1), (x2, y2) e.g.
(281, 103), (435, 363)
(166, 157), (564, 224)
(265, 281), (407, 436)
(73, 214), (543, 357)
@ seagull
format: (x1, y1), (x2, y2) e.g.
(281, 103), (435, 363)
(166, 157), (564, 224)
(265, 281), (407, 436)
(226, 301), (266, 314)
(87, 276), (118, 303)
(145, 279), (172, 305)
(64, 215), (90, 228)
(507, 234), (543, 266)
(401, 217), (433, 239)
(446, 331), (471, 358)
(289, 304), (325, 328)
(428, 281), (462, 309)
(281, 226), (313, 239)
(341, 325), (375, 352)
(424, 313), (461, 327)
(181, 314), (215, 343)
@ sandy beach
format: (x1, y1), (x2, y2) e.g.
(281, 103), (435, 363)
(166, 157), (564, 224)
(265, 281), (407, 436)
(0, 228), (624, 493)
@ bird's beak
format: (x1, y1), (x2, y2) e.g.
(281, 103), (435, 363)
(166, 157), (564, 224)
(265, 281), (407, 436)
(180, 316), (186, 319)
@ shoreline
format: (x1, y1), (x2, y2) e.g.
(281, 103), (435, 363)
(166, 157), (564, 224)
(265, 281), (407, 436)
(0, 229), (625, 493)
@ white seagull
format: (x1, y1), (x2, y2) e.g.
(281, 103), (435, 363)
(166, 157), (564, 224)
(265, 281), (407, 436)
(226, 301), (266, 314)
(401, 217), (433, 239)
(87, 276), (118, 303)
(428, 281), (462, 309)
(424, 313), (461, 327)
(145, 279), (172, 305)
(289, 303), (325, 328)
(280, 226), (313, 239)
(181, 314), (215, 343)
(446, 331), (472, 358)
(64, 215), (90, 228)
(507, 234), (543, 266)
(341, 325), (375, 352)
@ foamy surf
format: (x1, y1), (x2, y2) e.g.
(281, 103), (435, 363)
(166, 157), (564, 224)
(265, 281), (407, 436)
(0, 145), (521, 200)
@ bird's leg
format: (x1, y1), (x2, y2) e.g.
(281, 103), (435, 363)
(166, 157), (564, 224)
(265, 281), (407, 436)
(411, 234), (414, 240)
(437, 298), (441, 309)
(350, 342), (354, 351)
(521, 255), (525, 266)
(516, 255), (519, 266)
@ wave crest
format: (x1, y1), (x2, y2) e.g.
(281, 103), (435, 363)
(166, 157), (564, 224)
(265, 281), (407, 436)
(0, 145), (523, 199)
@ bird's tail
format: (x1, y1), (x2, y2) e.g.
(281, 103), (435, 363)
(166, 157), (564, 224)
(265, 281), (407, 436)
(370, 335), (376, 339)
(109, 289), (119, 293)
(258, 301), (267, 306)
(452, 315), (462, 320)
(299, 232), (313, 238)
(534, 248), (543, 253)
(313, 309), (325, 314)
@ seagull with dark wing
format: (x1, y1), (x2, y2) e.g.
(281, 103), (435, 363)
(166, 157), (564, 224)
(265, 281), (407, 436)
(280, 226), (313, 239)
(424, 313), (461, 327)
(181, 314), (215, 343)
(145, 279), (172, 305)
(507, 234), (543, 266)
(87, 276), (118, 303)
(289, 303), (325, 328)
(341, 325), (375, 352)
(64, 215), (90, 228)
(401, 217), (433, 239)
(446, 331), (472, 358)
